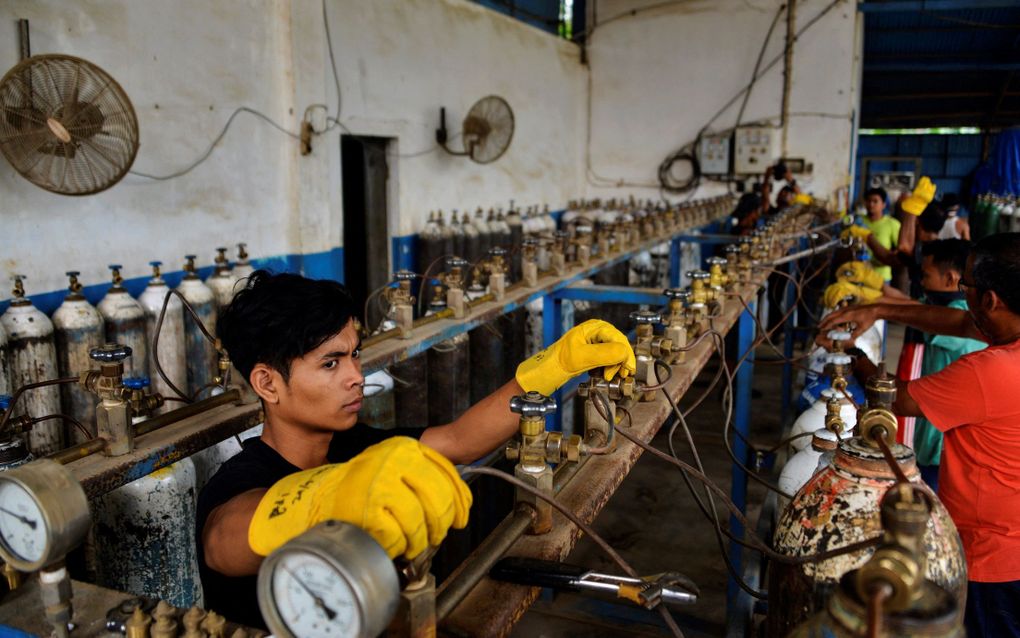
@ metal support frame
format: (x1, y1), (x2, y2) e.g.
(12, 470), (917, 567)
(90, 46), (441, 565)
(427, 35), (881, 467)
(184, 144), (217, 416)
(726, 296), (757, 633)
(780, 236), (806, 422)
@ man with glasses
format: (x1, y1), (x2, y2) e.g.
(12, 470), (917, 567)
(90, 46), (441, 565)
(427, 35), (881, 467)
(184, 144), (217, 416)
(819, 232), (1020, 637)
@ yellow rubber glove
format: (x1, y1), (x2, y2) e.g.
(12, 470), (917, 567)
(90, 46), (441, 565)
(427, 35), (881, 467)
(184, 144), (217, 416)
(516, 319), (637, 396)
(824, 281), (882, 309)
(901, 176), (936, 216)
(248, 437), (471, 559)
(835, 261), (884, 291)
(840, 225), (872, 242)
(793, 193), (813, 205)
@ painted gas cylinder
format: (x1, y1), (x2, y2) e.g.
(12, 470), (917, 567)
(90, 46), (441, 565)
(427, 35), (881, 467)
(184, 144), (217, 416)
(768, 438), (966, 637)
(52, 272), (103, 442)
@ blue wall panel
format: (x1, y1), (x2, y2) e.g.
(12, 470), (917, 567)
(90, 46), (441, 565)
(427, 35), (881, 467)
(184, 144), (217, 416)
(855, 133), (983, 201)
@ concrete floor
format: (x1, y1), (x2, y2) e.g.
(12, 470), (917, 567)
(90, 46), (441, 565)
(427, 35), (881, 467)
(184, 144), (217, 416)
(511, 324), (907, 637)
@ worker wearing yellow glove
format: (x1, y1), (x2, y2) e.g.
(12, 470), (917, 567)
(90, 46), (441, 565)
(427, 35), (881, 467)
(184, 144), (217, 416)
(901, 176), (936, 216)
(841, 224), (873, 242)
(249, 437), (471, 559)
(516, 319), (637, 396)
(823, 281), (882, 310)
(793, 193), (813, 206)
(835, 261), (885, 291)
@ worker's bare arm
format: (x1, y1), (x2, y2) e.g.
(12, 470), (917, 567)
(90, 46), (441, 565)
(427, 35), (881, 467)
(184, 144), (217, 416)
(202, 488), (266, 577)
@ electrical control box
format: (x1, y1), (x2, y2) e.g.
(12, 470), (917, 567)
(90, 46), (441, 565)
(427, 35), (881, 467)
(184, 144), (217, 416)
(733, 126), (779, 175)
(698, 134), (731, 175)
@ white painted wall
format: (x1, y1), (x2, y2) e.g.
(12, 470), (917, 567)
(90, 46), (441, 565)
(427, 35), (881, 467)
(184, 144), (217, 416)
(584, 0), (860, 204)
(1, 0), (585, 295)
(1, 0), (859, 297)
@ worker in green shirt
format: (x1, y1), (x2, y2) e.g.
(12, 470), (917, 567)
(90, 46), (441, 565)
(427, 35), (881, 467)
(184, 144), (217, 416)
(912, 238), (986, 490)
(861, 186), (901, 282)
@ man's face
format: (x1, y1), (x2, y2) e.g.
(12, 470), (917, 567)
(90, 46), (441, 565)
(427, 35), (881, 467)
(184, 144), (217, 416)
(920, 255), (958, 293)
(274, 320), (365, 432)
(865, 194), (885, 218)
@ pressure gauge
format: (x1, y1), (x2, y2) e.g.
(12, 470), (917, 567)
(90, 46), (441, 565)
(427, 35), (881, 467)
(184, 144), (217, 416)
(257, 520), (399, 638)
(0, 459), (91, 571)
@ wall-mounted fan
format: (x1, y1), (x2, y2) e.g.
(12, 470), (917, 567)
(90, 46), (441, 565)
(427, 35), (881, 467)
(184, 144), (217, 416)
(0, 21), (139, 195)
(436, 95), (514, 164)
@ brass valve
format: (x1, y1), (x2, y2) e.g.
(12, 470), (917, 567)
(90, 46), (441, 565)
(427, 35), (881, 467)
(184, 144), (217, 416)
(577, 372), (634, 449)
(630, 310), (673, 359)
(826, 329), (852, 354)
(823, 353), (853, 394)
(64, 271), (85, 299)
(687, 270), (713, 310)
(705, 257), (729, 291)
(824, 395), (847, 436)
(724, 245), (741, 286)
(662, 288), (692, 363)
(855, 482), (931, 612)
(485, 247), (509, 300)
(859, 370), (899, 447)
(441, 257), (469, 291)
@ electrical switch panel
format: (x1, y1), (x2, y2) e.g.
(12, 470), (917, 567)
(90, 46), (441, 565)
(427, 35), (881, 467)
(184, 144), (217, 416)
(698, 134), (731, 175)
(733, 126), (779, 175)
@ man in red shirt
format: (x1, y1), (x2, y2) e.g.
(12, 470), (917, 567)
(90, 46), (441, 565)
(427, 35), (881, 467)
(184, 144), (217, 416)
(820, 232), (1020, 637)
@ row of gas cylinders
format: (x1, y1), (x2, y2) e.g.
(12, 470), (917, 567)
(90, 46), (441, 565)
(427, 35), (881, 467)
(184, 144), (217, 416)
(0, 246), (253, 457)
(769, 327), (966, 633)
(0, 246), (258, 609)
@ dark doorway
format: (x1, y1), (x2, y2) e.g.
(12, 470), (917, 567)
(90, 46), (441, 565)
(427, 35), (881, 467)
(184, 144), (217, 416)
(341, 135), (391, 330)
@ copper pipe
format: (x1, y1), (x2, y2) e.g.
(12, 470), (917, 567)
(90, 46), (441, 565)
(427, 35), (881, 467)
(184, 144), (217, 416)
(873, 433), (911, 484)
(135, 389), (241, 436)
(362, 328), (400, 349)
(0, 377), (80, 434)
(466, 293), (495, 308)
(866, 582), (892, 638)
(47, 438), (107, 465)
(435, 506), (536, 620)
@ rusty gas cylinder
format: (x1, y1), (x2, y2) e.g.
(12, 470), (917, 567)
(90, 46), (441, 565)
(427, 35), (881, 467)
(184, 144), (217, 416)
(768, 437), (966, 637)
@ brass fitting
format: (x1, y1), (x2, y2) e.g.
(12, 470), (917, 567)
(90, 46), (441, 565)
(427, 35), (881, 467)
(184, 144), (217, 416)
(577, 373), (634, 449)
(522, 237), (540, 286)
(705, 256), (730, 292)
(630, 311), (672, 401)
(442, 257), (469, 318)
(385, 270), (417, 338)
(83, 343), (135, 456)
(662, 288), (692, 363)
(823, 353), (853, 394)
(486, 247), (508, 300)
(855, 483), (931, 612)
(859, 370), (899, 447)
(724, 245), (742, 287)
(826, 329), (852, 354)
(824, 395), (847, 436)
(551, 230), (569, 275)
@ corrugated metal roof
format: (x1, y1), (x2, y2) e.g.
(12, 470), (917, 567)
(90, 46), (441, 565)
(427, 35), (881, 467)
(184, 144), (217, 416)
(861, 0), (1020, 128)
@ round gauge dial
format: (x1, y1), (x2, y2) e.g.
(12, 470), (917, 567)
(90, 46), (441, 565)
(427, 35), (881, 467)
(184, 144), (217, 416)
(0, 480), (47, 563)
(270, 551), (361, 637)
(0, 459), (91, 571)
(257, 521), (399, 638)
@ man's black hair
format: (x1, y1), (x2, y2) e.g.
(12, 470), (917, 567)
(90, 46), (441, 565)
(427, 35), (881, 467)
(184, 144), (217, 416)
(921, 238), (970, 275)
(217, 270), (357, 383)
(941, 193), (960, 210)
(732, 192), (762, 221)
(864, 187), (887, 203)
(778, 185), (795, 195)
(918, 202), (948, 234)
(972, 232), (1020, 314)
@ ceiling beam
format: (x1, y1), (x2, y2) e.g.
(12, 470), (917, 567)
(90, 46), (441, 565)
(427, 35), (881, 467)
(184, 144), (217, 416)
(859, 1), (1020, 12)
(865, 91), (1001, 101)
(865, 110), (1020, 122)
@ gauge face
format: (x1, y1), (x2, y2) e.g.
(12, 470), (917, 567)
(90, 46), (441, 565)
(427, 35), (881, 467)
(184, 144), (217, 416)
(271, 551), (362, 638)
(0, 480), (48, 564)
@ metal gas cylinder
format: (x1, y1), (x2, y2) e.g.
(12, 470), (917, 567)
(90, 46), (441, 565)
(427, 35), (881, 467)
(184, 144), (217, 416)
(505, 204), (524, 282)
(449, 210), (466, 260)
(92, 458), (203, 608)
(473, 207), (493, 260)
(177, 256), (219, 399)
(232, 242), (254, 283)
(790, 389), (858, 453)
(492, 210), (512, 254)
(98, 265), (148, 380)
(0, 396), (33, 471)
(426, 297), (470, 427)
(191, 435), (243, 491)
(467, 283), (505, 404)
(391, 353), (429, 429)
(0, 321), (9, 396)
(1, 276), (63, 455)
(769, 438), (966, 636)
(205, 247), (236, 311)
(461, 211), (481, 265)
(778, 428), (852, 514)
(53, 272), (104, 443)
(138, 261), (187, 412)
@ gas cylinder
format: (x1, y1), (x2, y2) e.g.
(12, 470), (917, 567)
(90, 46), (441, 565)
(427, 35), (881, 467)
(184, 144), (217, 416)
(449, 210), (466, 260)
(461, 211), (480, 265)
(0, 396), (33, 470)
(0, 319), (10, 396)
(232, 242), (254, 283)
(492, 210), (512, 254)
(790, 389), (858, 453)
(98, 265), (148, 380)
(467, 282), (505, 404)
(205, 247), (236, 311)
(437, 211), (455, 263)
(769, 438), (967, 636)
(778, 428), (852, 513)
(503, 307), (529, 381)
(178, 256), (219, 399)
(92, 458), (203, 607)
(473, 208), (492, 261)
(505, 204), (523, 281)
(360, 308), (398, 430)
(138, 262), (187, 411)
(391, 353), (429, 429)
(426, 297), (470, 426)
(52, 272), (104, 442)
(1, 276), (62, 455)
